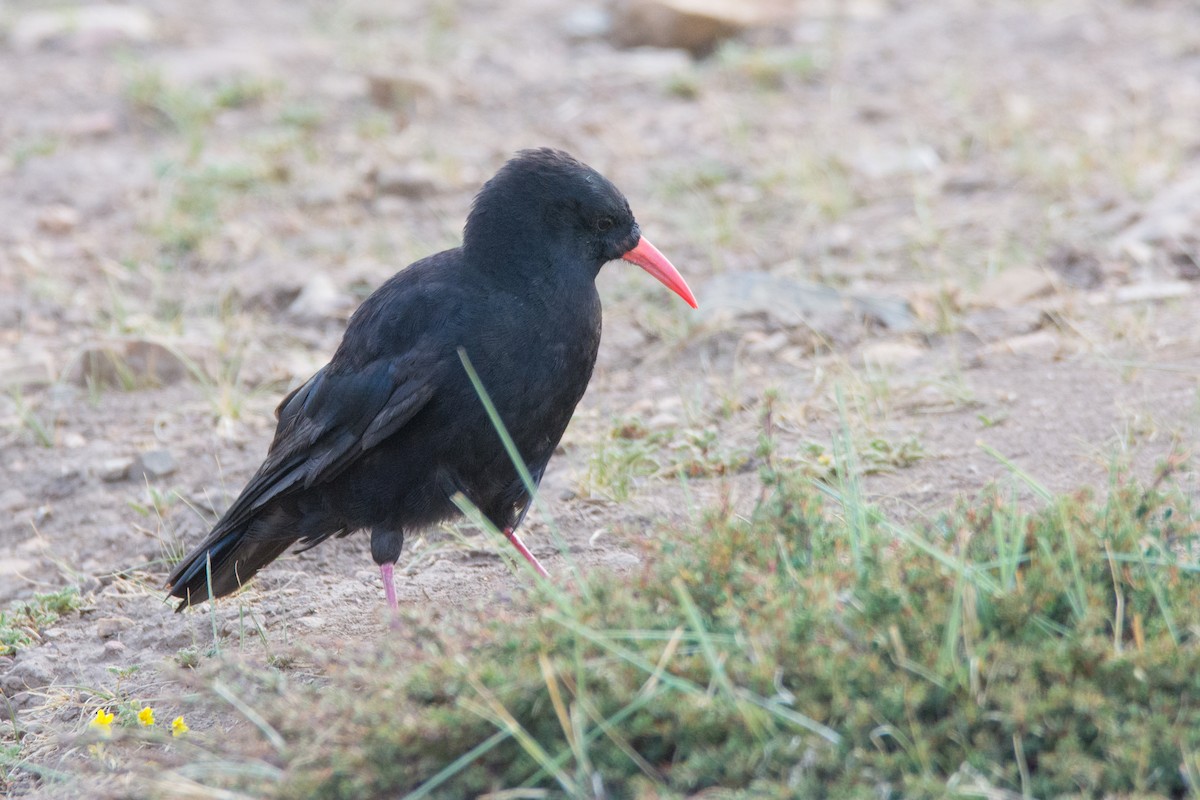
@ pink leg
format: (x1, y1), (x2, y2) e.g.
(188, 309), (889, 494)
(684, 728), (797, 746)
(504, 527), (550, 578)
(379, 562), (399, 610)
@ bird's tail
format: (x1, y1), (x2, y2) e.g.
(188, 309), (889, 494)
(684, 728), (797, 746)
(165, 520), (294, 611)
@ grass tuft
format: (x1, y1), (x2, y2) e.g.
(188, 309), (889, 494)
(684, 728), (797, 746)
(177, 460), (1200, 799)
(0, 588), (83, 656)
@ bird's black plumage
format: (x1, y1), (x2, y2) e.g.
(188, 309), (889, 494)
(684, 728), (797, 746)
(166, 148), (695, 609)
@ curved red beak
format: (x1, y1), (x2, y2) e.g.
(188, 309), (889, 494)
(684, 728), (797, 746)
(620, 236), (698, 309)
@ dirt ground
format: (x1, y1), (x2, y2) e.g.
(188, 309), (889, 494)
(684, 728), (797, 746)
(2, 0), (1200, 795)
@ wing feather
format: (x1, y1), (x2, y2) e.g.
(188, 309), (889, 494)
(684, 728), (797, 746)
(212, 351), (436, 531)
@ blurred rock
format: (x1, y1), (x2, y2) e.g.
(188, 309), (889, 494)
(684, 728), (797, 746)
(743, 330), (789, 356)
(1170, 239), (1200, 280)
(851, 144), (940, 180)
(64, 340), (188, 389)
(136, 449), (176, 480)
(97, 457), (134, 483)
(37, 205), (81, 235)
(984, 330), (1066, 359)
(11, 5), (157, 51)
(561, 7), (612, 40)
(288, 273), (350, 321)
(1109, 281), (1191, 304)
(1046, 245), (1103, 290)
(860, 341), (925, 369)
(1112, 168), (1200, 259)
(0, 556), (34, 577)
(65, 111), (119, 138)
(1, 652), (55, 693)
(44, 470), (84, 499)
(96, 616), (134, 639)
(973, 267), (1056, 308)
(646, 412), (681, 430)
(366, 69), (446, 109)
(940, 167), (993, 194)
(187, 486), (235, 516)
(0, 488), (27, 512)
(961, 306), (1044, 343)
(374, 164), (440, 199)
(610, 0), (785, 55)
(854, 292), (917, 332)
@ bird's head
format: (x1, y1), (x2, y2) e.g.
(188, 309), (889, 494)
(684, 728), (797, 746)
(464, 148), (697, 308)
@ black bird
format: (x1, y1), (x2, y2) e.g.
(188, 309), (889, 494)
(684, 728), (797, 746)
(166, 148), (697, 610)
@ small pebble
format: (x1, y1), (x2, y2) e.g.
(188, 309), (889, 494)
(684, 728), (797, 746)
(0, 488), (27, 511)
(137, 449), (176, 479)
(37, 205), (81, 234)
(96, 616), (134, 638)
(98, 457), (134, 482)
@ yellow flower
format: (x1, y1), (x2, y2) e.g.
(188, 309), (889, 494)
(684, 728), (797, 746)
(171, 716), (189, 737)
(137, 706), (155, 727)
(817, 452), (834, 467)
(90, 708), (115, 734)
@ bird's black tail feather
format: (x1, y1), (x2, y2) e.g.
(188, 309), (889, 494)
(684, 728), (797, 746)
(165, 523), (294, 611)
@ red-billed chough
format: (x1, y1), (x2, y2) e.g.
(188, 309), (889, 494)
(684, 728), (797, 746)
(166, 148), (697, 610)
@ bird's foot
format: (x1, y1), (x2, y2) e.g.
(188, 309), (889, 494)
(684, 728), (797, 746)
(503, 527), (550, 578)
(379, 562), (399, 611)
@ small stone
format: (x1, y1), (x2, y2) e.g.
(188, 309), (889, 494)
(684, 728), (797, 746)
(187, 486), (235, 516)
(45, 465), (84, 496)
(0, 557), (34, 577)
(850, 144), (940, 180)
(374, 165), (439, 199)
(1047, 245), (1103, 290)
(65, 111), (119, 138)
(1112, 169), (1200, 254)
(65, 339), (188, 388)
(63, 431), (87, 449)
(985, 330), (1065, 359)
(604, 552), (642, 570)
(961, 306), (1045, 343)
(1111, 281), (1191, 304)
(744, 330), (789, 356)
(610, 0), (780, 55)
(0, 488), (27, 512)
(136, 449), (176, 479)
(98, 457), (134, 482)
(365, 69), (445, 109)
(860, 341), (926, 369)
(96, 617), (133, 638)
(296, 616), (325, 631)
(973, 267), (1056, 308)
(288, 273), (350, 321)
(103, 640), (127, 656)
(1, 653), (55, 693)
(14, 717), (41, 738)
(646, 412), (681, 430)
(561, 7), (612, 40)
(37, 205), (81, 234)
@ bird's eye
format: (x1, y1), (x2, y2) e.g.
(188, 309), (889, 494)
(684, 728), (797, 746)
(595, 216), (615, 233)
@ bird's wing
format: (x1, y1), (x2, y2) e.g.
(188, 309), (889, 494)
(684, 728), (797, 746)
(212, 350), (436, 533)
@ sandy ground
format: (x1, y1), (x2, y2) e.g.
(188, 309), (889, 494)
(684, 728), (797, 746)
(2, 0), (1199, 794)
